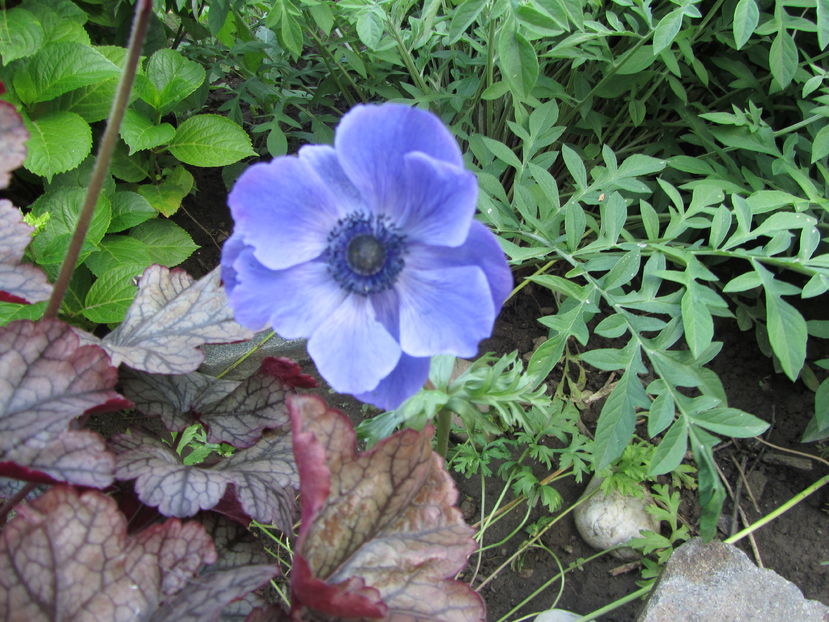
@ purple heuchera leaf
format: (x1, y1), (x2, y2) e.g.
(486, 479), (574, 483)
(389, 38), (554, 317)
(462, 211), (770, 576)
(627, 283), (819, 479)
(0, 486), (216, 621)
(288, 394), (485, 621)
(0, 201), (52, 304)
(0, 93), (27, 189)
(0, 319), (130, 487)
(112, 429), (297, 532)
(97, 265), (253, 374)
(121, 357), (312, 447)
(148, 564), (278, 622)
(221, 103), (512, 410)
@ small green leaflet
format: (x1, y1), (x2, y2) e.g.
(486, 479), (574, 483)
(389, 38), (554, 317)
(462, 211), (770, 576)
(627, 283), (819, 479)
(496, 18), (539, 101)
(733, 0), (759, 50)
(593, 369), (650, 469)
(769, 29), (798, 90)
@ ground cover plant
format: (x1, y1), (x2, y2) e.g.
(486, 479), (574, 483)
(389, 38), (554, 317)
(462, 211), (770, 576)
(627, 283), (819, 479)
(1, 0), (828, 619)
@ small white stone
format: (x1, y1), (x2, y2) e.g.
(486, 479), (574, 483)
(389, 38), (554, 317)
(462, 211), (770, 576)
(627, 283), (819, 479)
(573, 476), (660, 560)
(534, 609), (581, 622)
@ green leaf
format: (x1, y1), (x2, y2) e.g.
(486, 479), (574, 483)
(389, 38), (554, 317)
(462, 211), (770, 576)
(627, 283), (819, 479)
(765, 291), (807, 381)
(811, 124), (829, 163)
(0, 301), (47, 326)
(594, 314), (628, 339)
(690, 428), (725, 540)
(111, 142), (150, 183)
(692, 407), (769, 437)
(356, 6), (384, 50)
(120, 109), (175, 154)
(617, 154), (666, 178)
(23, 111), (91, 180)
(0, 8), (44, 63)
(561, 145), (587, 188)
(818, 0), (829, 50)
(446, 0), (486, 44)
(681, 282), (713, 358)
(649, 419), (688, 475)
(733, 0), (759, 49)
(593, 371), (650, 469)
(30, 188), (111, 266)
(769, 29), (798, 89)
(723, 271), (762, 292)
(802, 378), (829, 442)
(137, 166), (194, 217)
(652, 8), (684, 55)
(603, 248), (641, 291)
(108, 191), (157, 233)
(647, 391), (675, 437)
(130, 219), (198, 267)
(48, 46), (128, 123)
(580, 347), (629, 371)
(755, 263), (807, 381)
(139, 48), (205, 113)
(481, 136), (522, 170)
(13, 42), (120, 104)
(84, 236), (153, 277)
(497, 19), (539, 100)
(168, 114), (255, 167)
(81, 265), (139, 324)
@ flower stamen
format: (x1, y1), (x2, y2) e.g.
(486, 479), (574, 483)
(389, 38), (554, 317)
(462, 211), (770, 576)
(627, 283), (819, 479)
(325, 213), (406, 295)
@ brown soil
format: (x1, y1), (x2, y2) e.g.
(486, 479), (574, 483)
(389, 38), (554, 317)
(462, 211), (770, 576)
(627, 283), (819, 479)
(179, 167), (829, 621)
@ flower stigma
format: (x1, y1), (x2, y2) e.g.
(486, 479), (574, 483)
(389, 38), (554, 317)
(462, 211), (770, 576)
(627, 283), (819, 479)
(325, 213), (406, 295)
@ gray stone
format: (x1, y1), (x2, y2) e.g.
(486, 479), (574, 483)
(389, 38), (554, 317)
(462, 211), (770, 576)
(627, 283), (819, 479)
(198, 330), (308, 380)
(637, 538), (829, 622)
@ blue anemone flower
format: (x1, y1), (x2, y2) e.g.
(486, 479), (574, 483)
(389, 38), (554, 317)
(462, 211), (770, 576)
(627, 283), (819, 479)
(221, 103), (512, 410)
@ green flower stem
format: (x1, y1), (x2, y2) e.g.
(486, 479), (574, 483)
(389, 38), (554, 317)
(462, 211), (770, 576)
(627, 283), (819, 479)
(496, 548), (612, 622)
(215, 330), (276, 380)
(43, 0), (152, 319)
(435, 408), (451, 458)
(724, 472), (829, 545)
(576, 585), (652, 621)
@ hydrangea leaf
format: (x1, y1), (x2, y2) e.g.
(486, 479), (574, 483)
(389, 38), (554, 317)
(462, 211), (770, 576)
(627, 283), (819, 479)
(0, 200), (52, 303)
(13, 42), (120, 104)
(0, 8), (45, 64)
(288, 394), (485, 621)
(22, 110), (92, 180)
(121, 357), (309, 447)
(0, 486), (217, 621)
(99, 265), (253, 374)
(120, 108), (176, 154)
(168, 114), (256, 167)
(112, 429), (297, 532)
(0, 319), (129, 487)
(0, 99), (28, 188)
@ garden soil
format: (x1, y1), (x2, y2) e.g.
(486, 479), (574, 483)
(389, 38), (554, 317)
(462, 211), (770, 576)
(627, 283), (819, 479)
(178, 168), (828, 621)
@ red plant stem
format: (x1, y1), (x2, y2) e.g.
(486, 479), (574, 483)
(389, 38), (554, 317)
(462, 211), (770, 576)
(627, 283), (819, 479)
(43, 0), (154, 319)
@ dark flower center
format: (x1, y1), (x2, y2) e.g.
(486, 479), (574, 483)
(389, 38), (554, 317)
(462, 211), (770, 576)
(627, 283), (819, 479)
(325, 213), (406, 295)
(347, 234), (386, 275)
